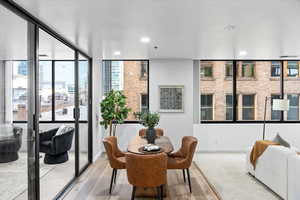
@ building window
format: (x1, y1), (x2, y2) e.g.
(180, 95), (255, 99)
(242, 94), (255, 120)
(271, 94), (281, 120)
(140, 94), (148, 113)
(140, 61), (148, 79)
(241, 61), (255, 77)
(200, 62), (213, 78)
(287, 94), (299, 120)
(287, 61), (299, 77)
(271, 61), (281, 77)
(225, 62), (233, 77)
(201, 94), (213, 120)
(225, 94), (233, 120)
(102, 60), (149, 120)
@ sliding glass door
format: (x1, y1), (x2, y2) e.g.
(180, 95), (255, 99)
(0, 2), (92, 199)
(38, 29), (76, 200)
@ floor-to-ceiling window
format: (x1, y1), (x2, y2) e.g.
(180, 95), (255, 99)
(199, 60), (300, 123)
(0, 2), (92, 200)
(102, 60), (149, 121)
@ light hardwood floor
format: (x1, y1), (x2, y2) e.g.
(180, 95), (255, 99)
(62, 156), (221, 200)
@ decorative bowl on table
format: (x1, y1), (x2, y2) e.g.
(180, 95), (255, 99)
(138, 144), (163, 154)
(143, 144), (160, 152)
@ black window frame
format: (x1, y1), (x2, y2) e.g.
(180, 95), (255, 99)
(12, 59), (89, 124)
(200, 60), (300, 124)
(102, 59), (150, 124)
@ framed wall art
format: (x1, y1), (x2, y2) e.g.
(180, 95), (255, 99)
(159, 85), (184, 112)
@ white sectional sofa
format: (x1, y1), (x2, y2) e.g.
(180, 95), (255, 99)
(246, 145), (299, 200)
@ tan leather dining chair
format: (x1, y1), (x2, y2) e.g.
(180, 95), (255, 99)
(139, 128), (164, 137)
(125, 152), (167, 200)
(103, 136), (126, 194)
(167, 136), (198, 193)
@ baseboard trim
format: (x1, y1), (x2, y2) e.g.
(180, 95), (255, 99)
(197, 150), (247, 153)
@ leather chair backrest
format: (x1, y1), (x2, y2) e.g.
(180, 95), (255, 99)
(125, 152), (167, 187)
(103, 136), (122, 168)
(180, 136), (198, 167)
(139, 128), (164, 137)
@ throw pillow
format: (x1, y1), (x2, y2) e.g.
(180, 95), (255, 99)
(273, 133), (291, 148)
(56, 125), (67, 135)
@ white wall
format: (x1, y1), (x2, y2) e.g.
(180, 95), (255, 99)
(194, 123), (300, 152)
(92, 58), (102, 160)
(149, 59), (194, 149)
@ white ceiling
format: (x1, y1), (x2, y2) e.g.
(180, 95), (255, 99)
(3, 0), (300, 59)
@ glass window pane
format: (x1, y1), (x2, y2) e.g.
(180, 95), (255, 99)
(237, 61), (280, 121)
(242, 108), (254, 120)
(200, 62), (213, 78)
(287, 94), (299, 120)
(271, 61), (281, 77)
(242, 95), (254, 106)
(79, 60), (88, 121)
(225, 61), (233, 77)
(39, 61), (52, 121)
(287, 61), (299, 77)
(200, 61), (232, 121)
(54, 61), (75, 121)
(242, 61), (255, 77)
(271, 95), (281, 120)
(102, 60), (148, 120)
(12, 61), (28, 121)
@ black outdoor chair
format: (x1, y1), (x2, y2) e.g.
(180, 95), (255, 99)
(39, 127), (74, 164)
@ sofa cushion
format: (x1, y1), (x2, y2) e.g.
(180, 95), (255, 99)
(273, 133), (290, 148)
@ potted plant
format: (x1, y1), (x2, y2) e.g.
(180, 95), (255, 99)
(100, 90), (131, 136)
(134, 111), (160, 144)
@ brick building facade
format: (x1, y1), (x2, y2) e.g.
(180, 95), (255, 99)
(200, 61), (300, 121)
(123, 61), (148, 120)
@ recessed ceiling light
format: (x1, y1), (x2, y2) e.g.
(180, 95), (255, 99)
(239, 51), (247, 56)
(224, 24), (236, 31)
(140, 37), (150, 43)
(114, 51), (121, 56)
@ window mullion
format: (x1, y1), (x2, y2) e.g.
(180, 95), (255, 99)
(233, 60), (237, 122)
(51, 60), (55, 121)
(280, 60), (284, 121)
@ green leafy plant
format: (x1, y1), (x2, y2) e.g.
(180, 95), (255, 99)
(134, 111), (160, 129)
(100, 90), (131, 136)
